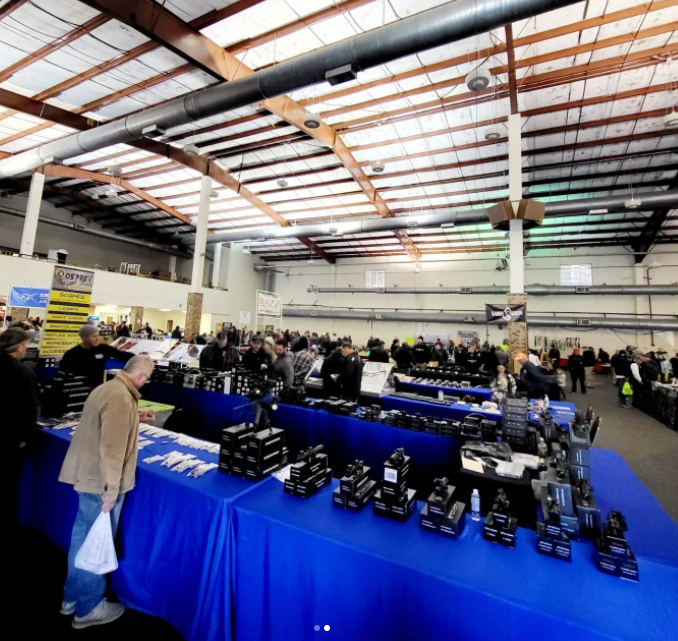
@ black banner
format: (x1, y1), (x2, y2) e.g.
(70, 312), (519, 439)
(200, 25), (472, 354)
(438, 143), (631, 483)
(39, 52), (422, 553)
(485, 304), (526, 324)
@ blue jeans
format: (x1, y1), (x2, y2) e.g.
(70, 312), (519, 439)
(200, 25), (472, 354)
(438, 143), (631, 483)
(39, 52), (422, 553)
(64, 492), (125, 617)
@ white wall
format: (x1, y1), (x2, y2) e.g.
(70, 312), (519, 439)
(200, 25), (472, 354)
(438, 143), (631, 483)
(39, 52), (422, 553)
(274, 246), (678, 353)
(0, 250), (265, 333)
(0, 194), (193, 279)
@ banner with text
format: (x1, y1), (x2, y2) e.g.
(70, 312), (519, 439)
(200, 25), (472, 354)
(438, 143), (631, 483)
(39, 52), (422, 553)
(41, 266), (95, 357)
(485, 304), (526, 325)
(256, 291), (282, 317)
(8, 286), (50, 309)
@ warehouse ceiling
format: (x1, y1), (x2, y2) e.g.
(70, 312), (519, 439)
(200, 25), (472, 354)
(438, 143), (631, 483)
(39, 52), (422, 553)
(0, 0), (676, 261)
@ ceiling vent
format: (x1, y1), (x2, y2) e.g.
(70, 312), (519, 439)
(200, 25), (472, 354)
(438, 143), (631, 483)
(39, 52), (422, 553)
(463, 315), (475, 323)
(575, 287), (591, 294)
(461, 287), (473, 294)
(576, 318), (591, 326)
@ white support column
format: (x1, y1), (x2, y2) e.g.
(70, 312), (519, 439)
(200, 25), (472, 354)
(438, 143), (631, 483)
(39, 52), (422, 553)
(191, 175), (211, 292)
(168, 255), (177, 277)
(508, 113), (524, 294)
(211, 243), (222, 288)
(20, 171), (45, 257)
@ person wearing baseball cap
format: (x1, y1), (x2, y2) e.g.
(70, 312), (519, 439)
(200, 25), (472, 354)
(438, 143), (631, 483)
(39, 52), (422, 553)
(0, 327), (40, 535)
(60, 323), (133, 388)
(199, 331), (240, 371)
(568, 348), (586, 394)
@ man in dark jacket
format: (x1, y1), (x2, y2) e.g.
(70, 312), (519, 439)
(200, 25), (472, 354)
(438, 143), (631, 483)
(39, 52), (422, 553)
(390, 338), (400, 354)
(242, 336), (272, 373)
(171, 326), (182, 339)
(431, 341), (449, 365)
(583, 346), (596, 388)
(1, 328), (40, 534)
(671, 353), (678, 379)
(393, 343), (416, 371)
(464, 345), (482, 374)
(368, 340), (391, 364)
(321, 342), (345, 398)
(548, 344), (561, 369)
(61, 324), (133, 388)
(339, 342), (364, 402)
(568, 348), (586, 394)
(412, 336), (431, 367)
(199, 332), (239, 371)
(366, 336), (379, 350)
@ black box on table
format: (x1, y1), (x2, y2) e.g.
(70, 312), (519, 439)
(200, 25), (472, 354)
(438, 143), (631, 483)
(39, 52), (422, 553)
(482, 488), (517, 548)
(572, 480), (600, 536)
(290, 445), (328, 482)
(221, 423), (255, 454)
(536, 494), (571, 562)
(419, 479), (466, 539)
(285, 467), (332, 498)
(594, 511), (638, 582)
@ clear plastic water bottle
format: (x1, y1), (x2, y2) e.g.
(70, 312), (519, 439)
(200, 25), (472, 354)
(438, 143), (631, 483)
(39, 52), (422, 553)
(471, 489), (481, 521)
(544, 394), (550, 410)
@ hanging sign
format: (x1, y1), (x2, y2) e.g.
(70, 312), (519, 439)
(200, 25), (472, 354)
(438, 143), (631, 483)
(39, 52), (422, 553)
(256, 291), (282, 317)
(485, 304), (526, 324)
(40, 266), (95, 357)
(8, 286), (50, 309)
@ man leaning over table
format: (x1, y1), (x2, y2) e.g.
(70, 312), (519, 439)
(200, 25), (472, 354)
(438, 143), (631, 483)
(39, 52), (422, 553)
(59, 354), (155, 630)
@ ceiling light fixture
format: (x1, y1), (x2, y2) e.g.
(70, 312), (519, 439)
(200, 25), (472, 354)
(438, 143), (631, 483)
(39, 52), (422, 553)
(465, 67), (491, 92)
(209, 190), (219, 199)
(183, 143), (199, 157)
(663, 109), (678, 129)
(108, 165), (122, 177)
(371, 160), (385, 173)
(625, 197), (642, 209)
(303, 113), (322, 129)
(277, 178), (289, 188)
(484, 125), (502, 141)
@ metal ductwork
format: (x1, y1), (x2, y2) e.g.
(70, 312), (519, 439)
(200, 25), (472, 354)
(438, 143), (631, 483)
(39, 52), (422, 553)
(208, 191), (678, 244)
(307, 285), (678, 296)
(0, 0), (582, 179)
(283, 307), (678, 332)
(0, 204), (191, 258)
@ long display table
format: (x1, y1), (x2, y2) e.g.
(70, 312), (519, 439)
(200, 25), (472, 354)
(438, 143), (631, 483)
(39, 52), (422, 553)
(19, 429), (678, 641)
(396, 380), (493, 402)
(19, 428), (258, 641)
(231, 447), (678, 641)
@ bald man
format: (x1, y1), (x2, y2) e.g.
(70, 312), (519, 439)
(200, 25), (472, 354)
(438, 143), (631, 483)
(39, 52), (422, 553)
(59, 355), (155, 629)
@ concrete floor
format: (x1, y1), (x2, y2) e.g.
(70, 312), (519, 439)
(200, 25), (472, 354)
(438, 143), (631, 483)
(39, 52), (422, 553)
(566, 373), (678, 524)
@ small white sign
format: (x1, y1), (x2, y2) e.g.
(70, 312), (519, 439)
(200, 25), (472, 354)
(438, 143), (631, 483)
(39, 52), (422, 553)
(239, 310), (251, 325)
(384, 468), (398, 483)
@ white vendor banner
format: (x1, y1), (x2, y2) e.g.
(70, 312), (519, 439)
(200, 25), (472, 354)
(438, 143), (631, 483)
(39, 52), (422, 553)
(256, 290), (283, 317)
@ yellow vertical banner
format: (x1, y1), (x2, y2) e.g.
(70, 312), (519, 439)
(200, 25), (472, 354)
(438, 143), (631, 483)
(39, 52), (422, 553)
(40, 266), (95, 358)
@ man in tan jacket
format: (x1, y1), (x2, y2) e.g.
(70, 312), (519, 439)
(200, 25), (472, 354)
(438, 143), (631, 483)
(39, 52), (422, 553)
(59, 355), (154, 630)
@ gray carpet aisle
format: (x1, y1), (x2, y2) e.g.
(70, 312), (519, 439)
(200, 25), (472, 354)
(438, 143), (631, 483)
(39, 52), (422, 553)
(566, 372), (678, 524)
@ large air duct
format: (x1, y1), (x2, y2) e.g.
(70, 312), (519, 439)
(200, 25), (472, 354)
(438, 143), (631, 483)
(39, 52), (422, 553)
(307, 285), (678, 296)
(283, 307), (678, 332)
(0, 204), (190, 258)
(0, 0), (582, 179)
(207, 191), (678, 244)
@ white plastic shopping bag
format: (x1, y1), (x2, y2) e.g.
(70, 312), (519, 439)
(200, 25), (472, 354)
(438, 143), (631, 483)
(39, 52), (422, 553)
(74, 512), (119, 575)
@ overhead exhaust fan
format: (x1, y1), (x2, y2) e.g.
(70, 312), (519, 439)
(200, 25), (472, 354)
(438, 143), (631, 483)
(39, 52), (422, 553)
(465, 67), (491, 92)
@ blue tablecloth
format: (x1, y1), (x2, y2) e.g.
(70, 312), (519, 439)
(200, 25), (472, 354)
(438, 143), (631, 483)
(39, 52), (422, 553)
(397, 380), (493, 402)
(19, 428), (261, 641)
(231, 449), (678, 641)
(382, 395), (503, 424)
(141, 382), (253, 441)
(272, 405), (462, 490)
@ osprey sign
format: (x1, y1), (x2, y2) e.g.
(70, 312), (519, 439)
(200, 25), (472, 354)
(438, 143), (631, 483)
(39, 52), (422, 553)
(485, 304), (526, 324)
